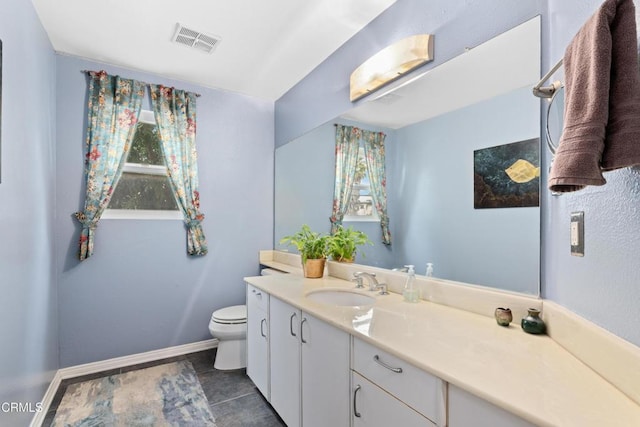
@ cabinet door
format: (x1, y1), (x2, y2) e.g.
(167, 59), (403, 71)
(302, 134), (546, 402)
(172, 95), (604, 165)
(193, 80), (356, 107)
(301, 312), (350, 427)
(269, 297), (301, 427)
(448, 385), (535, 427)
(246, 285), (269, 399)
(352, 372), (435, 427)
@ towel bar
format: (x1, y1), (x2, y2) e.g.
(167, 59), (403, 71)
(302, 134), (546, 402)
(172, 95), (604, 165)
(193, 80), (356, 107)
(532, 58), (563, 98)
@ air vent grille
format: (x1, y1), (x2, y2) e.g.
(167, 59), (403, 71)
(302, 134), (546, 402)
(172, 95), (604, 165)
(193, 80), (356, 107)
(172, 23), (221, 54)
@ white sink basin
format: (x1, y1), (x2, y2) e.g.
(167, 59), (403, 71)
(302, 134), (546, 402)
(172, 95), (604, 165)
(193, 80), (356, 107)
(306, 289), (376, 307)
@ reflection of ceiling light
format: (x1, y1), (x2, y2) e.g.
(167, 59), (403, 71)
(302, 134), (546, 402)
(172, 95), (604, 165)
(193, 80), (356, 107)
(375, 93), (403, 105)
(350, 34), (434, 102)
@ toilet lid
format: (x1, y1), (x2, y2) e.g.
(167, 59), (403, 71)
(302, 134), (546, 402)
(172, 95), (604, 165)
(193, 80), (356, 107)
(212, 305), (247, 323)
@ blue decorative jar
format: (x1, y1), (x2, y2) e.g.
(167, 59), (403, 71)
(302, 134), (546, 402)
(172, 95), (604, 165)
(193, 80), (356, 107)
(521, 308), (546, 334)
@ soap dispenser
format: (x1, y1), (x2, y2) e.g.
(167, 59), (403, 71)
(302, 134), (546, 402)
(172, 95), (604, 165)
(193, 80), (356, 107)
(425, 263), (434, 277)
(402, 265), (420, 303)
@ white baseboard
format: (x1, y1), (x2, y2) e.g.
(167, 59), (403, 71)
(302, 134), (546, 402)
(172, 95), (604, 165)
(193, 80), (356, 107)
(58, 339), (219, 380)
(30, 339), (218, 427)
(30, 371), (62, 427)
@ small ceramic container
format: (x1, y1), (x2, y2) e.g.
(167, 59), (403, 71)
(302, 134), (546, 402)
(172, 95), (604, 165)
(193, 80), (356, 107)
(521, 308), (546, 334)
(494, 307), (513, 326)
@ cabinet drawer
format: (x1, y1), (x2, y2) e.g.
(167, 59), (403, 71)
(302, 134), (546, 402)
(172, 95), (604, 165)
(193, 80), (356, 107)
(448, 385), (535, 427)
(247, 284), (268, 311)
(352, 372), (435, 427)
(353, 338), (445, 424)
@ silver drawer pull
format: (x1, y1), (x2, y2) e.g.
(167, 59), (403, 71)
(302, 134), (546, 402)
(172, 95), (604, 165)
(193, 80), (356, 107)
(290, 312), (297, 337)
(373, 355), (403, 373)
(353, 385), (362, 418)
(300, 318), (308, 343)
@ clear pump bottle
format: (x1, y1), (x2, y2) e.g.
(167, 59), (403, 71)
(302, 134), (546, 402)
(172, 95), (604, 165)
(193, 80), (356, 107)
(426, 263), (434, 277)
(402, 265), (420, 303)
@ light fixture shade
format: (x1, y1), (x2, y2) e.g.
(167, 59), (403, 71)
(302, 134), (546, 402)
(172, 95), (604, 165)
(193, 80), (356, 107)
(350, 34), (434, 102)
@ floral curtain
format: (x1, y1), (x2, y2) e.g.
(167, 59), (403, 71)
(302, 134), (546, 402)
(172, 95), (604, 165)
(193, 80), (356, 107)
(330, 125), (361, 233)
(75, 71), (144, 260)
(362, 130), (391, 245)
(149, 84), (207, 256)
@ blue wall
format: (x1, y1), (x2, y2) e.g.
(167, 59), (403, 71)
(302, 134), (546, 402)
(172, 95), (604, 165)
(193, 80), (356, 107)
(542, 0), (640, 346)
(0, 0), (58, 425)
(55, 56), (274, 367)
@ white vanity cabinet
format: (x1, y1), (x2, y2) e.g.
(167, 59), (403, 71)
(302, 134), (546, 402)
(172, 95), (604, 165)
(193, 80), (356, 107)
(448, 385), (535, 427)
(246, 284), (269, 399)
(246, 281), (537, 427)
(269, 296), (351, 427)
(351, 337), (446, 427)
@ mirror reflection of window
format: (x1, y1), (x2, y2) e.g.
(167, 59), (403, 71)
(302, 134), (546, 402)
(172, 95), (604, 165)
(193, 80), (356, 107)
(345, 146), (379, 221)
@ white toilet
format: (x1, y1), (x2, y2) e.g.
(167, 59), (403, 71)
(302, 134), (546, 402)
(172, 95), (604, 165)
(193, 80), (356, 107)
(208, 304), (247, 370)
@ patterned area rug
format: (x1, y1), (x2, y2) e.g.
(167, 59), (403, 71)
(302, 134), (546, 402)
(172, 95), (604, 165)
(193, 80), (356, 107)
(51, 361), (216, 426)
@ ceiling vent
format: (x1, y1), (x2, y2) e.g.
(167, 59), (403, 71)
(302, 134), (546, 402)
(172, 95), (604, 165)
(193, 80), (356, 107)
(172, 23), (221, 54)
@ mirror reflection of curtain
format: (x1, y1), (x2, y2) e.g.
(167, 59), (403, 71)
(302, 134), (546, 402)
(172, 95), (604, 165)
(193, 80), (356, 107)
(75, 71), (144, 260)
(330, 125), (361, 233)
(150, 85), (208, 256)
(362, 130), (391, 245)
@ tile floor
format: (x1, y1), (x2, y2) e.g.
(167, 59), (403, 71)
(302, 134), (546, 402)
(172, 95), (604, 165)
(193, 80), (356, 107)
(42, 349), (286, 427)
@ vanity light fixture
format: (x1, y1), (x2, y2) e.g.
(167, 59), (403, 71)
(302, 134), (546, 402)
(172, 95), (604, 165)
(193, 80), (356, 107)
(350, 34), (434, 102)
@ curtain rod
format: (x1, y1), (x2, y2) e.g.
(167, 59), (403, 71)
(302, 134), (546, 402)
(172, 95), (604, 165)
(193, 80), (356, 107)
(334, 123), (387, 137)
(81, 70), (201, 97)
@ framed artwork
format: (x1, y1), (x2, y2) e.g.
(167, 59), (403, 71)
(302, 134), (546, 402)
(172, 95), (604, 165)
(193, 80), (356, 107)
(474, 138), (540, 209)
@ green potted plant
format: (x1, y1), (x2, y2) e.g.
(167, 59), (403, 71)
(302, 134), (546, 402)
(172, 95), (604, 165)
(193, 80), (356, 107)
(280, 224), (330, 278)
(328, 225), (372, 263)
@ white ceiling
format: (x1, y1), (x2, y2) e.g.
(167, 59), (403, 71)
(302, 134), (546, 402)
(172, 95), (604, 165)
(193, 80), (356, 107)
(31, 0), (397, 101)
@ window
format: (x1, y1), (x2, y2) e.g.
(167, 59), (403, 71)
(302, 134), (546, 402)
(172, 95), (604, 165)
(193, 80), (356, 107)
(103, 110), (181, 220)
(344, 145), (379, 222)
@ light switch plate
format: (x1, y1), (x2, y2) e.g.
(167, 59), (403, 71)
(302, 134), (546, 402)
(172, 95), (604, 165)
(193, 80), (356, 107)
(570, 211), (584, 256)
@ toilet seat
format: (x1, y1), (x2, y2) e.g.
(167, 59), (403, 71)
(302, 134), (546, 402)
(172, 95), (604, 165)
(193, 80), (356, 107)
(212, 305), (246, 324)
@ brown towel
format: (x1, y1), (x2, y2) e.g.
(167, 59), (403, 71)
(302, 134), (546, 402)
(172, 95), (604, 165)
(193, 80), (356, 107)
(548, 0), (640, 193)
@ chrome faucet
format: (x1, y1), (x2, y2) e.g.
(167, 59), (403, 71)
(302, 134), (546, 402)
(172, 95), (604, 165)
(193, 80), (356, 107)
(375, 283), (389, 295)
(353, 271), (388, 295)
(351, 275), (365, 289)
(353, 271), (378, 290)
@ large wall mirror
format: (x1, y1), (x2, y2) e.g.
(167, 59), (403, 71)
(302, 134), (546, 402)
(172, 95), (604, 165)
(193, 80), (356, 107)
(275, 17), (541, 295)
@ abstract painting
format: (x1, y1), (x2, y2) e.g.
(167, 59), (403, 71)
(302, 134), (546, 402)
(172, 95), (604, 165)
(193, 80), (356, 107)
(474, 138), (540, 209)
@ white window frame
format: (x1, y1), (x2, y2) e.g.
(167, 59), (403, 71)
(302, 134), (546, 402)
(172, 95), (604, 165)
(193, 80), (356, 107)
(102, 110), (183, 221)
(343, 190), (380, 222)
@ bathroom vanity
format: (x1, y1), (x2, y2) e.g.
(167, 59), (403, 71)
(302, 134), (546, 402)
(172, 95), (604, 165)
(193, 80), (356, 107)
(245, 257), (640, 426)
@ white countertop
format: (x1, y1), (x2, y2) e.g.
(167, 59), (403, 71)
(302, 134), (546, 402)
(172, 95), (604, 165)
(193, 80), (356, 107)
(245, 273), (640, 427)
